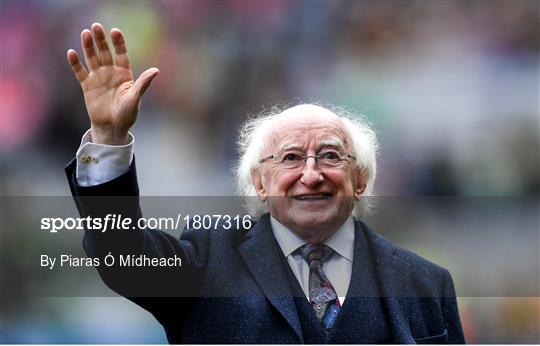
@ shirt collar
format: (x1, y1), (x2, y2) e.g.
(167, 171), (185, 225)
(270, 215), (355, 262)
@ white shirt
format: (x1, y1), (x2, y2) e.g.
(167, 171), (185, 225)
(76, 129), (134, 186)
(270, 216), (354, 305)
(75, 130), (354, 304)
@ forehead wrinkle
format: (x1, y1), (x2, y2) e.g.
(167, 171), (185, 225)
(265, 113), (352, 153)
(276, 137), (345, 154)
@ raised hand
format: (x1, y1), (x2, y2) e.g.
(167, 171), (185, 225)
(67, 23), (159, 145)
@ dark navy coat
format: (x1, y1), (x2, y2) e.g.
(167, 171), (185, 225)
(66, 159), (465, 344)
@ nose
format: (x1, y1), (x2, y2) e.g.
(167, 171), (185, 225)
(300, 157), (324, 187)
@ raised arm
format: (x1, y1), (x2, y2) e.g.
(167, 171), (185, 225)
(65, 24), (208, 303)
(67, 23), (159, 145)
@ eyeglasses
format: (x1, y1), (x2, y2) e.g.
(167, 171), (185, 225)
(258, 150), (356, 170)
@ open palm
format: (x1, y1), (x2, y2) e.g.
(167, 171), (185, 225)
(67, 23), (159, 145)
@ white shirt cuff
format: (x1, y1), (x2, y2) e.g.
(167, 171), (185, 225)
(75, 129), (134, 186)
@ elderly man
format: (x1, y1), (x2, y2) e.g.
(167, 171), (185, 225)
(66, 23), (465, 344)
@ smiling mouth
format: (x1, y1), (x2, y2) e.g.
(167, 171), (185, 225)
(293, 194), (333, 201)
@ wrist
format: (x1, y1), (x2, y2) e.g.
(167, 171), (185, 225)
(90, 126), (130, 145)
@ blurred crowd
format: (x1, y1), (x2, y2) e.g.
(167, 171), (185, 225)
(1, 0), (539, 343)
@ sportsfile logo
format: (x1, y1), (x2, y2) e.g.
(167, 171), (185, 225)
(40, 214), (252, 233)
(41, 214), (134, 233)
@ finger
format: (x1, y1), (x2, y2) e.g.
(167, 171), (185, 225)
(81, 29), (100, 70)
(67, 49), (89, 83)
(111, 28), (131, 69)
(132, 67), (159, 99)
(91, 23), (113, 66)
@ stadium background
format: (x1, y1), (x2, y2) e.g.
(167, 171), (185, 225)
(1, 0), (539, 343)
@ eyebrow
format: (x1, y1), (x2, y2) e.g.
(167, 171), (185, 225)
(320, 139), (345, 149)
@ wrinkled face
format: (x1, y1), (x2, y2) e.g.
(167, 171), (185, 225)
(252, 106), (366, 241)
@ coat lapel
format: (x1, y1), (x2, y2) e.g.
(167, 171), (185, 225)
(238, 216), (416, 343)
(239, 214), (303, 343)
(326, 222), (385, 342)
(359, 220), (416, 344)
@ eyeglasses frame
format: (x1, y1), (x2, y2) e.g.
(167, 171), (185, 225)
(258, 151), (356, 168)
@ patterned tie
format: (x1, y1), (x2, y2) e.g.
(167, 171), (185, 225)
(300, 244), (341, 332)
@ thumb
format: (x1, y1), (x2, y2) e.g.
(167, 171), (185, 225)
(132, 67), (159, 99)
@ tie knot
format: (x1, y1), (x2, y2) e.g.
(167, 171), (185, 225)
(300, 244), (333, 266)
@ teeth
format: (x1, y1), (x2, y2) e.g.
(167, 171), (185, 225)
(295, 194), (329, 200)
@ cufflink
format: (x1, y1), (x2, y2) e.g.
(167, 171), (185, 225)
(80, 155), (98, 163)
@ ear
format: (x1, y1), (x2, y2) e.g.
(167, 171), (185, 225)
(251, 167), (267, 202)
(354, 167), (367, 200)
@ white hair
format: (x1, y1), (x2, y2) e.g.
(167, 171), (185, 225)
(234, 103), (378, 218)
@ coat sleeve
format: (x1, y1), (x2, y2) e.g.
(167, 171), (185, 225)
(441, 268), (466, 343)
(65, 158), (209, 315)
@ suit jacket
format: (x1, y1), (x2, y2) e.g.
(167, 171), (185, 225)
(66, 159), (465, 344)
